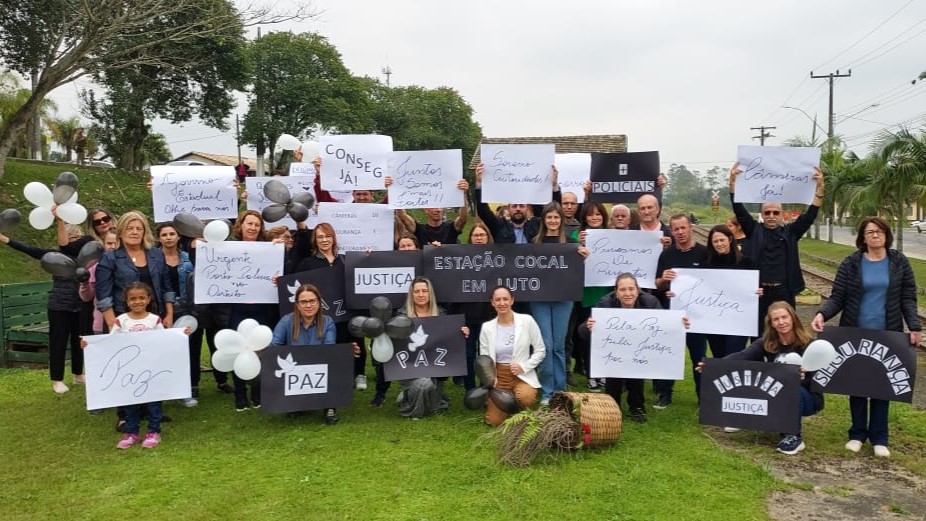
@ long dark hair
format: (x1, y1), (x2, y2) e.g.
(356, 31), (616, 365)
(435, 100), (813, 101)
(706, 225), (743, 265)
(580, 202), (609, 230)
(532, 202), (566, 244)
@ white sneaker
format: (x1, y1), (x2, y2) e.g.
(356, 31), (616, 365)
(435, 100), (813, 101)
(540, 398), (550, 406)
(355, 375), (368, 391)
(723, 427), (742, 433)
(874, 445), (891, 458)
(52, 381), (69, 394)
(179, 397), (198, 407)
(845, 440), (862, 453)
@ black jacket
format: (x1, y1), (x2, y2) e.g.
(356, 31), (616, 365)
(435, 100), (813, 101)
(731, 192), (818, 295)
(726, 338), (824, 411)
(577, 291), (663, 340)
(474, 188), (561, 244)
(5, 240), (82, 313)
(816, 249), (921, 333)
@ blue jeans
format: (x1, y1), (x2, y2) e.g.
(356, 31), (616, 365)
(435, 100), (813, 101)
(654, 332), (707, 399)
(463, 322), (483, 390)
(124, 401), (162, 435)
(849, 396), (889, 446)
(532, 301), (572, 400)
(793, 387), (820, 436)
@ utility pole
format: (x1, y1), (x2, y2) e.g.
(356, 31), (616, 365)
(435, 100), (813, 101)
(810, 69), (851, 243)
(31, 70), (41, 160)
(255, 27), (265, 177)
(236, 114), (242, 166)
(750, 125), (775, 145)
(381, 66), (392, 86)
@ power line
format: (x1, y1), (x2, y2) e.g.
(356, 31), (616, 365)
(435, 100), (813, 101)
(842, 15), (926, 69)
(812, 0), (914, 71)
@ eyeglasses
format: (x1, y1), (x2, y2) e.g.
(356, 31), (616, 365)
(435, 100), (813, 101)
(92, 215), (112, 226)
(297, 298), (319, 306)
(864, 229), (885, 236)
(762, 210), (781, 216)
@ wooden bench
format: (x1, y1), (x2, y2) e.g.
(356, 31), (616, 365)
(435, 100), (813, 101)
(1, 282), (52, 365)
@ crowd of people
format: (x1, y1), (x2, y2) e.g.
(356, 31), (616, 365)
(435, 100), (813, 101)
(3, 159), (920, 457)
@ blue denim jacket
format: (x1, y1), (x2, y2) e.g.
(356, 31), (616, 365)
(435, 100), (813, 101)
(175, 249), (194, 305)
(96, 247), (176, 314)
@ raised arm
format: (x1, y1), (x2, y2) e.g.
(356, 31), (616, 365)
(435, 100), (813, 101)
(453, 178), (470, 232)
(729, 162), (757, 236)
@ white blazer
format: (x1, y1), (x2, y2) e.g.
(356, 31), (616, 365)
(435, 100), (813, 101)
(479, 312), (546, 388)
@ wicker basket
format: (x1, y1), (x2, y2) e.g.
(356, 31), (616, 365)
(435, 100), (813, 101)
(549, 391), (622, 449)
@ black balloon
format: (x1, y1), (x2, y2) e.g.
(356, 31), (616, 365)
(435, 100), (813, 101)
(53, 171), (79, 205)
(369, 296), (392, 322)
(361, 317), (385, 338)
(263, 179), (291, 205)
(40, 252), (78, 278)
(489, 388), (521, 415)
(291, 191), (315, 209)
(348, 316), (367, 338)
(0, 208), (21, 233)
(385, 315), (414, 340)
(262, 203), (288, 223)
(463, 387), (490, 410)
(474, 355), (496, 387)
(173, 213), (205, 238)
(76, 240), (104, 267)
(74, 266), (90, 283)
(287, 202), (309, 222)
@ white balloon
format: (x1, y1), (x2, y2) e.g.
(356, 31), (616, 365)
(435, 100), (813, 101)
(247, 325), (273, 351)
(212, 350), (238, 372)
(777, 352), (803, 365)
(203, 220), (229, 243)
(173, 315), (199, 333)
(301, 141), (320, 158)
(23, 182), (53, 207)
(277, 133), (301, 151)
(56, 203), (88, 225)
(215, 329), (246, 354)
(237, 318), (260, 338)
(66, 192), (78, 204)
(802, 339), (837, 371)
(371, 334), (394, 363)
(234, 350), (262, 380)
(28, 207), (55, 230)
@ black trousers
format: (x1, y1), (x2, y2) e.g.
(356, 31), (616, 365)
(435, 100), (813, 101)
(605, 378), (644, 411)
(189, 326), (227, 386)
(47, 309), (83, 381)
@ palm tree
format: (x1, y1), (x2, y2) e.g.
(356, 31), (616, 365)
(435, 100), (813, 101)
(0, 73), (57, 159)
(47, 116), (82, 161)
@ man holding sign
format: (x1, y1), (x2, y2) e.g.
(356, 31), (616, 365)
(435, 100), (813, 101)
(473, 163), (561, 244)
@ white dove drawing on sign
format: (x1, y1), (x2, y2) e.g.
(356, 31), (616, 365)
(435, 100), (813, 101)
(408, 325), (428, 352)
(286, 280), (301, 303)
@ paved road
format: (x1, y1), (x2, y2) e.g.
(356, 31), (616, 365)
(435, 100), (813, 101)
(811, 225), (926, 261)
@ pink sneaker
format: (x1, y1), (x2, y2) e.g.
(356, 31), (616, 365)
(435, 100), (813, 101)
(141, 432), (161, 448)
(116, 433), (139, 449)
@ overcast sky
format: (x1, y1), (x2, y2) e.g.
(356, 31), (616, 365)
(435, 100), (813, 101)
(49, 0), (926, 173)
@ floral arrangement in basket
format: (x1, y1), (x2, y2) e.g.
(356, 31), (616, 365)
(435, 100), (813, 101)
(487, 402), (592, 467)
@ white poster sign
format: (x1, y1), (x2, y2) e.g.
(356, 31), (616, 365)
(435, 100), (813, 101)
(245, 177), (316, 230)
(734, 145), (821, 204)
(589, 308), (687, 380)
(480, 143), (556, 204)
(555, 153), (591, 203)
(354, 267), (417, 294)
(150, 165), (238, 223)
(583, 229), (664, 288)
(288, 162), (315, 177)
(319, 135), (393, 191)
(84, 329), (191, 410)
(669, 268), (759, 337)
(317, 202), (395, 252)
(387, 149), (464, 209)
(194, 241), (284, 303)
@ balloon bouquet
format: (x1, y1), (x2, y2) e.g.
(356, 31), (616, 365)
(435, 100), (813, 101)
(258, 179), (315, 223)
(462, 355), (520, 415)
(212, 319), (274, 380)
(346, 296), (414, 363)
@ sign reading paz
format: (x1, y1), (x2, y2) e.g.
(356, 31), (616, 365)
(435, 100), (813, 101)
(259, 344), (355, 413)
(480, 143), (556, 204)
(388, 149), (464, 209)
(734, 145), (821, 204)
(344, 250), (422, 309)
(276, 268), (348, 323)
(422, 244), (584, 303)
(194, 242), (284, 304)
(588, 151), (660, 203)
(700, 358), (801, 434)
(589, 308), (687, 380)
(669, 268), (759, 337)
(84, 329), (191, 410)
(812, 327), (917, 402)
(383, 315), (467, 381)
(150, 165), (238, 223)
(319, 134), (393, 191)
(583, 229), (663, 288)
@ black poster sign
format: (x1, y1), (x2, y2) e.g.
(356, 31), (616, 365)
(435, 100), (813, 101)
(811, 327), (917, 403)
(344, 250), (422, 309)
(699, 358), (800, 433)
(276, 267), (348, 322)
(259, 344), (355, 413)
(421, 243), (584, 303)
(383, 315), (467, 381)
(588, 151), (661, 203)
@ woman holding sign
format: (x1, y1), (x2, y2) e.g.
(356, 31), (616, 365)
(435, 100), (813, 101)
(531, 202), (587, 405)
(703, 224), (761, 358)
(460, 224), (497, 391)
(571, 202), (610, 391)
(479, 286), (546, 426)
(811, 217), (921, 458)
